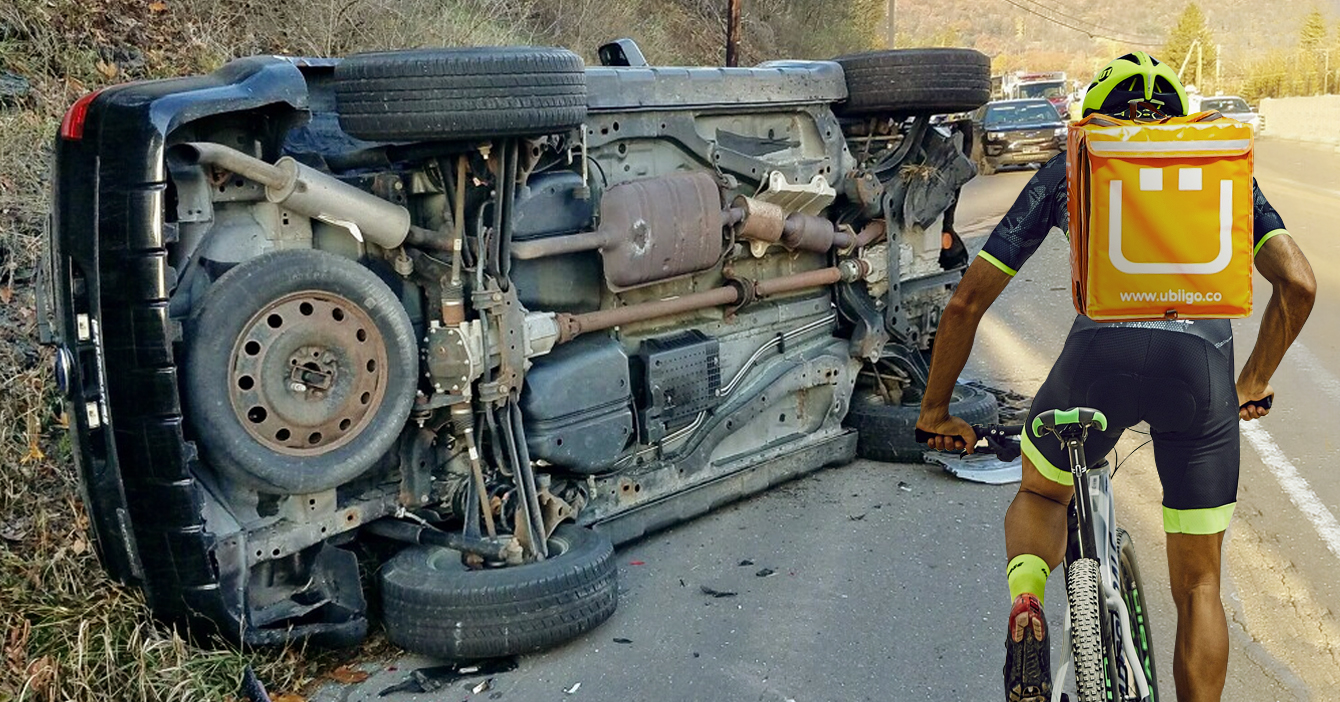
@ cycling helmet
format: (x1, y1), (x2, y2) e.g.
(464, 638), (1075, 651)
(1082, 52), (1189, 118)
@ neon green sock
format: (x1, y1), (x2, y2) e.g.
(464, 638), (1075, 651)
(1007, 554), (1051, 607)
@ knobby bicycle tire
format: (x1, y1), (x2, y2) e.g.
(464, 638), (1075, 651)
(1117, 528), (1160, 700)
(1067, 558), (1107, 702)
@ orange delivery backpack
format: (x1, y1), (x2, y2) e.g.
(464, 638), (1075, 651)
(1066, 111), (1255, 321)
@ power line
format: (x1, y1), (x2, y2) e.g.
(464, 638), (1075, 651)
(1018, 0), (1163, 44)
(999, 0), (1162, 47)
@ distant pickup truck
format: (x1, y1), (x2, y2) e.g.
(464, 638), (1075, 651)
(37, 40), (995, 657)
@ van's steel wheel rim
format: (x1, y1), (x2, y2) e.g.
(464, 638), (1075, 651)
(228, 291), (389, 456)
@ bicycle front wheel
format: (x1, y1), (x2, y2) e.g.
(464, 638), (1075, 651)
(1118, 528), (1159, 700)
(1067, 558), (1106, 702)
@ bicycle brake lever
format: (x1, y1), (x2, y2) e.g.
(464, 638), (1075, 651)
(984, 435), (1022, 462)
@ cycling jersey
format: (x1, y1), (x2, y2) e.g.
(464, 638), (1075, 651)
(978, 154), (1291, 534)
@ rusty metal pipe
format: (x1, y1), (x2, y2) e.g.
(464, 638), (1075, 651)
(851, 220), (887, 249)
(179, 141), (412, 249)
(754, 267), (843, 296)
(557, 286), (738, 342)
(555, 264), (861, 343)
(177, 141), (290, 190)
(509, 230), (610, 260)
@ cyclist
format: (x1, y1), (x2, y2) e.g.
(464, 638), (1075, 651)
(915, 52), (1316, 702)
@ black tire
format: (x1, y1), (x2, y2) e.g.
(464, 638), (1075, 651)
(845, 383), (998, 462)
(380, 525), (618, 659)
(833, 48), (991, 116)
(184, 250), (417, 494)
(1117, 528), (1160, 700)
(1067, 558), (1107, 702)
(334, 47), (587, 142)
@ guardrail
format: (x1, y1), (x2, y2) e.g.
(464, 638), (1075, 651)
(1259, 95), (1340, 144)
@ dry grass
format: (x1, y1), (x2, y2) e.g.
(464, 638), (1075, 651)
(0, 0), (878, 698)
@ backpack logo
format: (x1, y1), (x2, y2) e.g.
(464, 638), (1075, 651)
(1109, 167), (1233, 275)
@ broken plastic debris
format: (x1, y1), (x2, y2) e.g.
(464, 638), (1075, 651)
(755, 568), (776, 578)
(472, 679), (493, 694)
(613, 637), (632, 644)
(699, 585), (738, 598)
(848, 513), (866, 521)
(629, 560), (645, 566)
(924, 451), (1023, 485)
(377, 657), (518, 696)
(738, 558), (754, 566)
(564, 682), (582, 694)
(897, 482), (912, 492)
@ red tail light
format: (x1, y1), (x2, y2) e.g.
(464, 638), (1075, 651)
(59, 90), (104, 141)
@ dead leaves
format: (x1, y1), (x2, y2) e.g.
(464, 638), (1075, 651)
(328, 665), (370, 684)
(94, 60), (118, 80)
(271, 694), (307, 702)
(5, 619), (31, 670)
(148, 1), (169, 12)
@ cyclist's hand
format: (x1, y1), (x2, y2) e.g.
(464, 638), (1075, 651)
(1237, 382), (1274, 421)
(916, 413), (978, 454)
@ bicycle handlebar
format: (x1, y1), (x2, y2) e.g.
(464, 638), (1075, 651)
(919, 393), (1275, 463)
(915, 424), (1023, 461)
(1240, 394), (1273, 413)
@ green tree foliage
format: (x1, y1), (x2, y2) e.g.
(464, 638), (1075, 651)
(1241, 9), (1340, 100)
(1297, 8), (1328, 94)
(1161, 2), (1217, 87)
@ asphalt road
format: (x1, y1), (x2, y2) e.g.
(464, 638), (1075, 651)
(313, 139), (1340, 702)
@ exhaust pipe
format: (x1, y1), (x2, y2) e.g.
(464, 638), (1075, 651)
(177, 142), (411, 249)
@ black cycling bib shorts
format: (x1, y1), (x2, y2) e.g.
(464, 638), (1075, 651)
(978, 154), (1290, 535)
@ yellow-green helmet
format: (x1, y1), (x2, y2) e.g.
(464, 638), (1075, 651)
(1083, 52), (1189, 118)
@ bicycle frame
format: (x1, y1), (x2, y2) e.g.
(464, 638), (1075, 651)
(1047, 426), (1153, 702)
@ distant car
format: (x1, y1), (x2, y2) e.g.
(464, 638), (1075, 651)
(972, 98), (1066, 175)
(1198, 95), (1262, 133)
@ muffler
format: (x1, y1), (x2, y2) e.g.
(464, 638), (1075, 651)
(177, 142), (411, 249)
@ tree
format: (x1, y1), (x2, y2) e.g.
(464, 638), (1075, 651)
(1162, 3), (1218, 89)
(1298, 8), (1328, 94)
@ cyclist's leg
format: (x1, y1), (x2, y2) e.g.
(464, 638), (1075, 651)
(1165, 532), (1228, 702)
(1008, 325), (1130, 584)
(1143, 325), (1239, 702)
(1001, 326), (1128, 701)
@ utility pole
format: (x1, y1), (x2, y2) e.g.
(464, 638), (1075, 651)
(1326, 50), (1331, 94)
(1196, 42), (1203, 92)
(887, 0), (896, 49)
(1215, 43), (1221, 94)
(725, 0), (741, 67)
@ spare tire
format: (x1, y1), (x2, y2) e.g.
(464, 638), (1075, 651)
(183, 249), (418, 494)
(844, 383), (998, 463)
(834, 48), (991, 116)
(380, 525), (617, 660)
(334, 47), (587, 142)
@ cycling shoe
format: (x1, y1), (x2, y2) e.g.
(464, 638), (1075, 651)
(1004, 593), (1052, 702)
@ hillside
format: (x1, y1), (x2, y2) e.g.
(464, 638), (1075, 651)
(894, 0), (1340, 85)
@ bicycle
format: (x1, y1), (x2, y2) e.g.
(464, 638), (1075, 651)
(918, 408), (1158, 702)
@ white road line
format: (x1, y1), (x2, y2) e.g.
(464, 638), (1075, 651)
(1285, 342), (1340, 404)
(1240, 420), (1340, 561)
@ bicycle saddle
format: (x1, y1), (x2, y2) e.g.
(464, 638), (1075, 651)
(1031, 407), (1109, 438)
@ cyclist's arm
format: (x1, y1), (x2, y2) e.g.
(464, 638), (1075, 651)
(916, 258), (1013, 451)
(1237, 233), (1316, 419)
